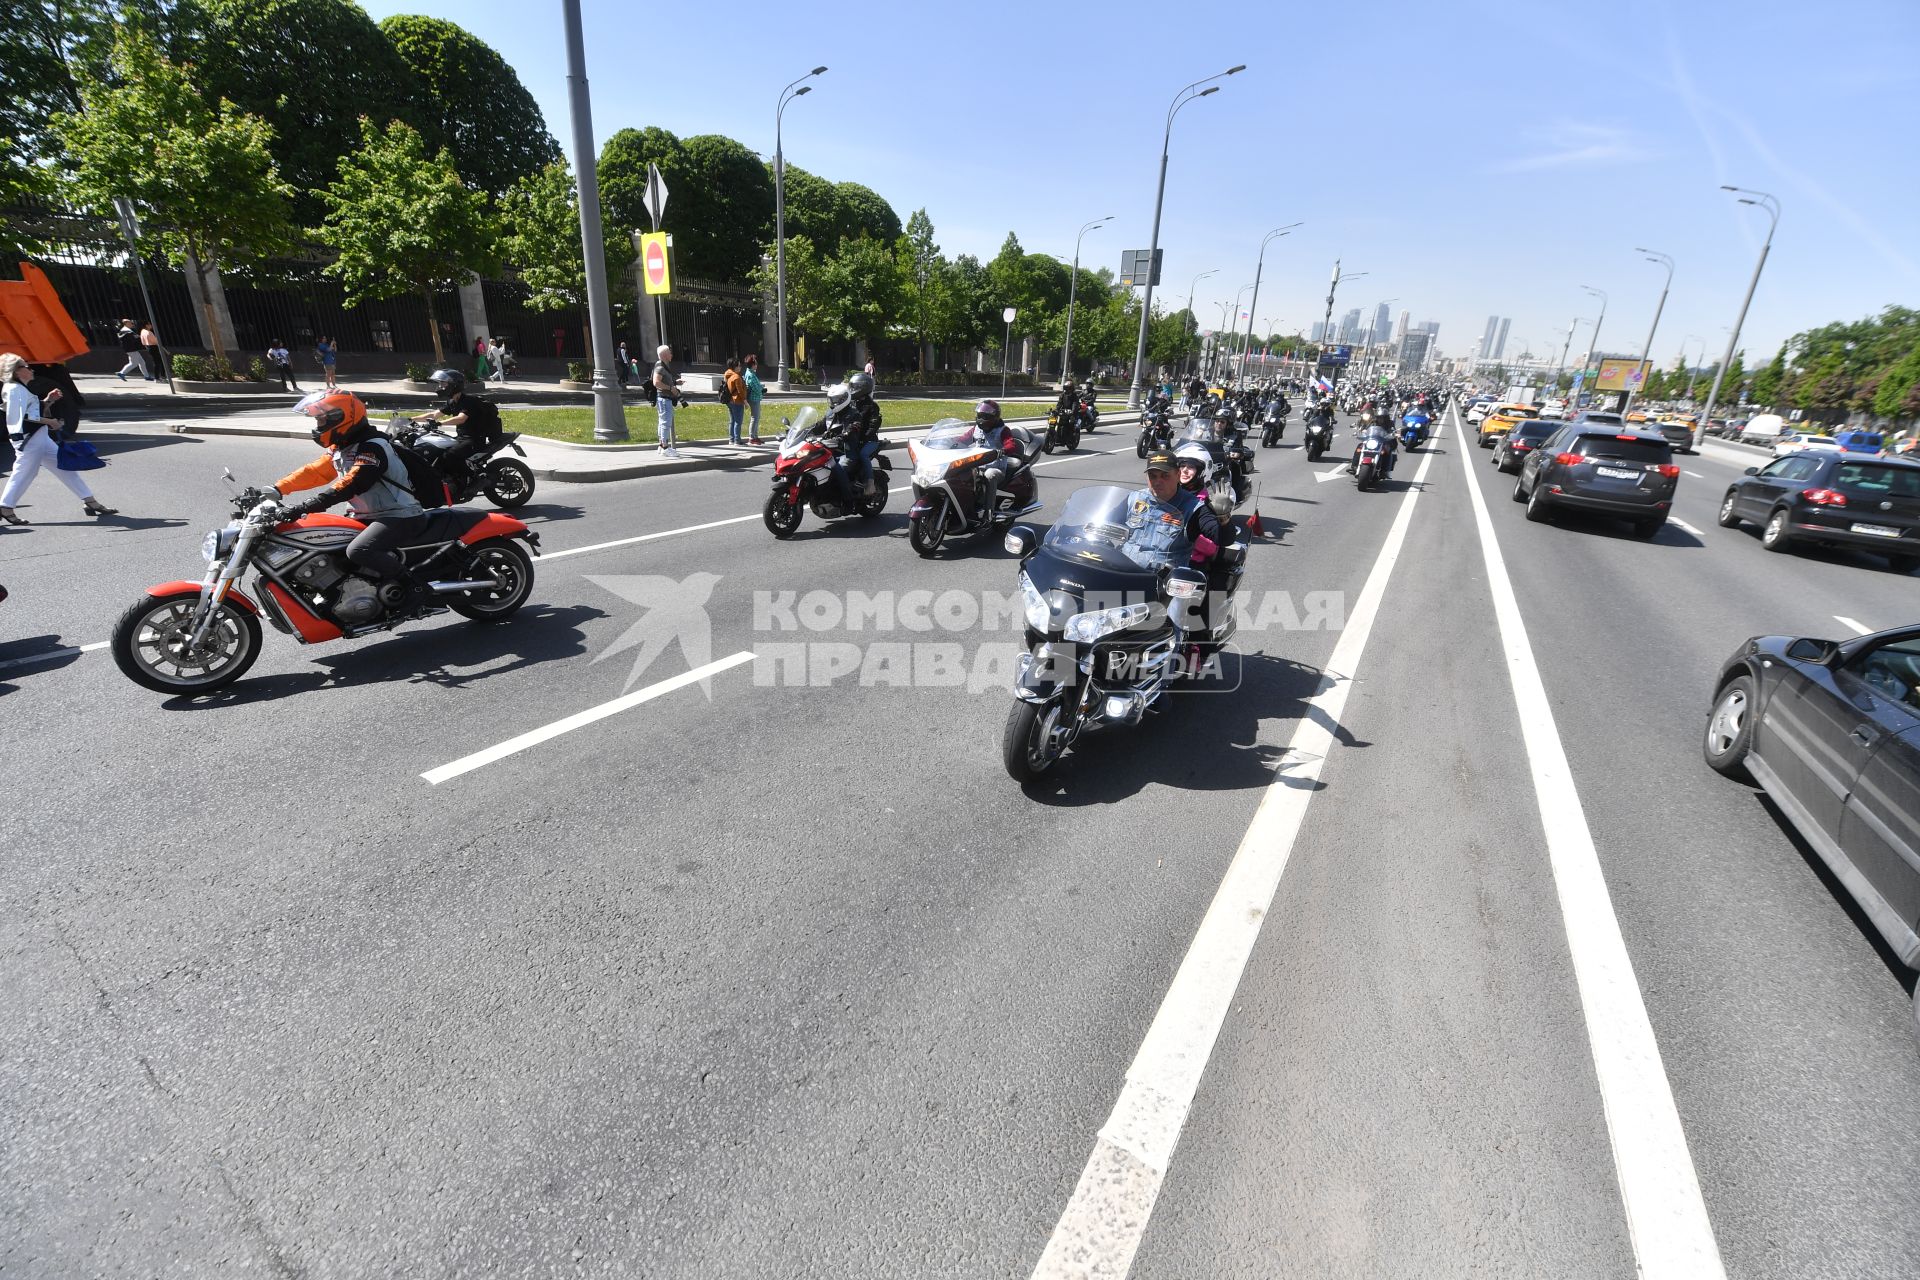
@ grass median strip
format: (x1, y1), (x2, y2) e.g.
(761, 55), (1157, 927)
(499, 398), (1063, 445)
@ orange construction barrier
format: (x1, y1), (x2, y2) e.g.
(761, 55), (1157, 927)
(0, 262), (89, 364)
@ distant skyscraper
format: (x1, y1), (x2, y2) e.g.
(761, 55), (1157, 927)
(1397, 331), (1431, 374)
(1309, 320), (1327, 342)
(1339, 308), (1361, 342)
(1370, 303), (1392, 346)
(1480, 315), (1501, 363)
(1493, 317), (1511, 360)
(1418, 320), (1440, 340)
(1392, 310), (1410, 343)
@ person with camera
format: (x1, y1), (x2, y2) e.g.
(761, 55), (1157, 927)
(652, 343), (686, 457)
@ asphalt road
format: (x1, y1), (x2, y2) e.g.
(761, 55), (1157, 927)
(2, 409), (1917, 1278)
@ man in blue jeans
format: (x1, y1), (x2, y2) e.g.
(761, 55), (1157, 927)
(652, 344), (682, 457)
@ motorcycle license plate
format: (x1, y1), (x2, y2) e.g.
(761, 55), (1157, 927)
(1595, 466), (1640, 481)
(1851, 522), (1900, 538)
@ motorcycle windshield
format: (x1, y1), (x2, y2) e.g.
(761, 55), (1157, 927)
(918, 419), (977, 451)
(1174, 420), (1217, 448)
(779, 406), (820, 448)
(1043, 484), (1190, 573)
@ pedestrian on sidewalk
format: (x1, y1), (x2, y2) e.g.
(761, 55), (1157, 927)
(266, 340), (300, 392)
(743, 353), (766, 444)
(487, 337), (509, 385)
(472, 334), (489, 380)
(315, 336), (338, 389)
(1, 353), (116, 524)
(139, 322), (162, 381)
(616, 341), (632, 387)
(114, 319), (148, 381)
(652, 343), (682, 457)
(723, 358), (748, 445)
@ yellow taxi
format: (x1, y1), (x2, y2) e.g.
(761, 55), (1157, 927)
(1624, 409), (1650, 423)
(1477, 402), (1539, 448)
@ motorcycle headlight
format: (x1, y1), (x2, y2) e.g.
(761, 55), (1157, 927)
(1063, 602), (1154, 644)
(201, 525), (239, 562)
(1019, 571), (1051, 631)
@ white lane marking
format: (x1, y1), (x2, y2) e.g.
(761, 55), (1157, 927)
(1034, 446), (1131, 469)
(1685, 470), (1704, 478)
(1669, 517), (1702, 536)
(540, 514), (761, 561)
(1312, 467), (1346, 483)
(0, 639), (109, 674)
(1456, 413), (1724, 1277)
(1032, 422), (1440, 1279)
(1834, 615), (1872, 635)
(421, 651), (757, 784)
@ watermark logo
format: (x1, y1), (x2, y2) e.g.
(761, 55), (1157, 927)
(587, 572), (722, 693)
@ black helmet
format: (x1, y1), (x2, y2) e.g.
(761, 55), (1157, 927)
(847, 371), (875, 400)
(429, 367), (467, 400)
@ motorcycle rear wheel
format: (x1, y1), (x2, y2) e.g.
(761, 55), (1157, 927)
(1003, 699), (1067, 783)
(449, 538), (535, 621)
(764, 491), (803, 538)
(857, 475), (889, 518)
(1063, 425), (1081, 452)
(482, 459), (536, 509)
(112, 594), (261, 693)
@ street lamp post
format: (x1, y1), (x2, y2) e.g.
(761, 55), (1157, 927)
(1126, 64), (1245, 408)
(1623, 249), (1673, 419)
(1578, 284), (1608, 397)
(560, 0), (626, 441)
(1552, 317), (1587, 389)
(774, 65), (827, 390)
(1001, 306), (1017, 399)
(1237, 222), (1301, 388)
(1681, 334), (1704, 400)
(1316, 263), (1366, 397)
(1179, 267), (1217, 382)
(1700, 186), (1781, 432)
(1060, 215), (1112, 389)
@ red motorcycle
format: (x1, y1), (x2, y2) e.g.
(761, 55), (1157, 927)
(110, 481), (540, 693)
(763, 407), (891, 538)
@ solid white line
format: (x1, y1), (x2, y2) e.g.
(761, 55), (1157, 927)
(1834, 615), (1872, 635)
(1455, 414), (1724, 1277)
(421, 651), (757, 784)
(540, 514), (761, 561)
(1685, 470), (1704, 478)
(1669, 517), (1702, 536)
(0, 639), (109, 673)
(1032, 421), (1440, 1279)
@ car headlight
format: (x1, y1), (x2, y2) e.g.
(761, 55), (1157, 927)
(1019, 572), (1050, 631)
(1063, 602), (1154, 644)
(201, 525), (239, 561)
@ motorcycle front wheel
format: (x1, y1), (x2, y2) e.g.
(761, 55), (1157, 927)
(1137, 432), (1150, 459)
(448, 538), (535, 621)
(1356, 461), (1377, 489)
(111, 593), (262, 693)
(1003, 699), (1068, 783)
(908, 509), (947, 557)
(764, 490), (803, 538)
(482, 459), (536, 509)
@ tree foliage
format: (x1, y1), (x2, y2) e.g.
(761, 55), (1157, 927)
(377, 14), (559, 199)
(317, 118), (494, 364)
(55, 26), (293, 364)
(496, 159), (632, 314)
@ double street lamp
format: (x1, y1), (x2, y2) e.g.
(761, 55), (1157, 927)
(774, 65), (828, 388)
(1126, 63), (1246, 408)
(1060, 215), (1113, 389)
(1624, 248), (1673, 418)
(1700, 186), (1781, 430)
(1180, 267), (1217, 380)
(1238, 222), (1302, 387)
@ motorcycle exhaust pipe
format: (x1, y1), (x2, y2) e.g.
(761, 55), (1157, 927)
(428, 579), (498, 593)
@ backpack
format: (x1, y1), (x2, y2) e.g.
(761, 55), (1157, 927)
(378, 434), (454, 508)
(715, 378), (731, 403)
(643, 380), (659, 405)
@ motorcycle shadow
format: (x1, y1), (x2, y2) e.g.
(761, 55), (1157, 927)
(782, 511), (911, 542)
(158, 602), (607, 709)
(513, 501), (589, 526)
(1019, 648), (1371, 805)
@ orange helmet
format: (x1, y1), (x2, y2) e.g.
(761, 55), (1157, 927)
(296, 389), (368, 448)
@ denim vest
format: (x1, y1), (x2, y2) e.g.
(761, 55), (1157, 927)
(1122, 488), (1197, 569)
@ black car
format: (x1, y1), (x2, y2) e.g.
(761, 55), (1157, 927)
(1491, 419), (1556, 473)
(1716, 451), (1920, 573)
(1651, 419), (1697, 453)
(1704, 624), (1920, 1032)
(1511, 423), (1679, 537)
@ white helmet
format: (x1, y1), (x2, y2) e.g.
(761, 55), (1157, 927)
(826, 381), (851, 412)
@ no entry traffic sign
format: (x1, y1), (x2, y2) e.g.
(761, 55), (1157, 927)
(640, 232), (671, 295)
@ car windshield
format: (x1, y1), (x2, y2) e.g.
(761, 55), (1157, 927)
(1043, 484), (1188, 572)
(1834, 463), (1920, 498)
(1577, 435), (1670, 464)
(1512, 422), (1555, 442)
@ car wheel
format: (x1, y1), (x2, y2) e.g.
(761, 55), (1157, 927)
(1716, 490), (1743, 528)
(1760, 507), (1794, 552)
(1703, 674), (1756, 780)
(1511, 474), (1528, 503)
(1524, 481), (1553, 522)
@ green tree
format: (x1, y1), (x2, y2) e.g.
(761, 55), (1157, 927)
(601, 127), (777, 283)
(814, 235), (904, 351)
(749, 236), (827, 359)
(776, 164), (841, 247)
(600, 126), (683, 231)
(55, 28), (292, 365)
(832, 181), (901, 245)
(378, 15), (559, 199)
(1, 0), (181, 166)
(318, 118), (494, 364)
(895, 208), (947, 372)
(1750, 345), (1788, 408)
(181, 0), (426, 224)
(496, 158), (632, 352)
(1874, 344), (1920, 420)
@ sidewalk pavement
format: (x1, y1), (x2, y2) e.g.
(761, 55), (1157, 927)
(111, 408), (1143, 484)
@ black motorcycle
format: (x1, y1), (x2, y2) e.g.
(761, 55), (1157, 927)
(1352, 416), (1396, 490)
(1044, 403), (1082, 454)
(390, 416), (537, 509)
(1302, 403), (1337, 461)
(1259, 398), (1290, 448)
(1002, 485), (1246, 782)
(1136, 404), (1174, 459)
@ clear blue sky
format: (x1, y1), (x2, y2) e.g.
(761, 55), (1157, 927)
(362, 0), (1918, 368)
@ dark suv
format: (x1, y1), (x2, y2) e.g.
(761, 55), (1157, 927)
(1511, 423), (1679, 537)
(1491, 419), (1556, 473)
(1717, 451), (1920, 573)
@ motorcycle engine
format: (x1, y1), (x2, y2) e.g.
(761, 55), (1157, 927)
(292, 552), (350, 591)
(333, 576), (383, 624)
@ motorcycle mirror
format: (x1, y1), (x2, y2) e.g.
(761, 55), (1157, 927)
(221, 467), (236, 484)
(1004, 526), (1038, 559)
